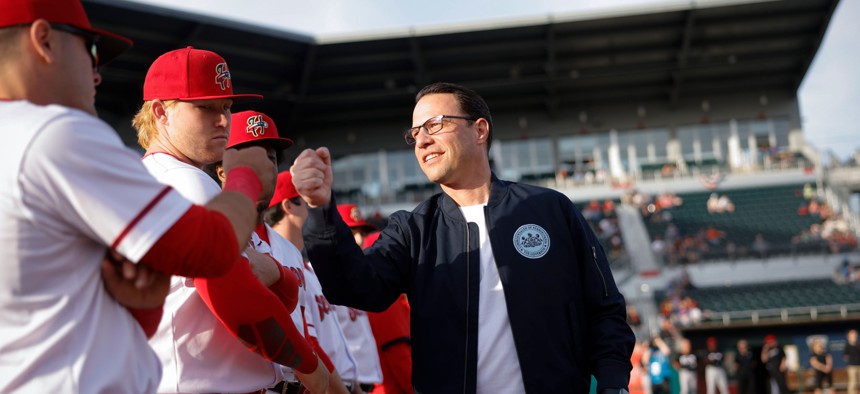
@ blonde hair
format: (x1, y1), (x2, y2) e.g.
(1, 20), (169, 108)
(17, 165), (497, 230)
(132, 100), (177, 149)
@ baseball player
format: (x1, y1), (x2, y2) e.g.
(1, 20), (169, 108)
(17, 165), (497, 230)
(0, 1), (276, 392)
(265, 171), (358, 394)
(211, 110), (345, 394)
(335, 204), (384, 392)
(134, 50), (327, 393)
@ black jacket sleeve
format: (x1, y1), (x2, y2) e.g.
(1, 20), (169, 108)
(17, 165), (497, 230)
(569, 203), (634, 391)
(303, 197), (412, 312)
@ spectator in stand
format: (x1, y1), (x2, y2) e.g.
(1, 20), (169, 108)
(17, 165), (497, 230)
(734, 339), (755, 394)
(836, 259), (855, 285)
(761, 335), (788, 394)
(705, 226), (725, 247)
(675, 338), (697, 394)
(707, 193), (720, 214)
(809, 338), (833, 394)
(751, 234), (769, 260)
(803, 183), (816, 200)
(704, 337), (729, 394)
(845, 329), (860, 394)
(603, 199), (616, 216)
(717, 195), (735, 213)
(652, 235), (668, 266)
(583, 200), (603, 222)
(627, 305), (642, 335)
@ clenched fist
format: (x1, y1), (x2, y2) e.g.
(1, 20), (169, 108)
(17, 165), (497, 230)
(290, 148), (333, 208)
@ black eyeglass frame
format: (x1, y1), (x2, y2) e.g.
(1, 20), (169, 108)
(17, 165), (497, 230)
(51, 23), (100, 67)
(404, 115), (478, 145)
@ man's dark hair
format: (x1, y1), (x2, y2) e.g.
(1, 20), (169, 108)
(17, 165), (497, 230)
(415, 82), (493, 152)
(263, 203), (285, 227)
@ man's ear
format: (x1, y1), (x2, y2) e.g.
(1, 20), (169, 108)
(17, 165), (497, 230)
(28, 19), (55, 65)
(475, 118), (490, 144)
(151, 99), (170, 127)
(215, 164), (226, 185)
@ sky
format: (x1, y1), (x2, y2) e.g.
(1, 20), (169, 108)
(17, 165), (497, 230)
(126, 0), (860, 161)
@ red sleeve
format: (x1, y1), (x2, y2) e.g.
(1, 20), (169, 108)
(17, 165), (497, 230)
(128, 306), (163, 338)
(268, 263), (299, 313)
(193, 257), (319, 373)
(367, 295), (411, 346)
(379, 342), (414, 394)
(138, 205), (238, 278)
(308, 335), (335, 373)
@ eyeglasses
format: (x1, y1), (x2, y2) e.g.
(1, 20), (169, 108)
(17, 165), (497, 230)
(404, 115), (477, 145)
(52, 24), (99, 68)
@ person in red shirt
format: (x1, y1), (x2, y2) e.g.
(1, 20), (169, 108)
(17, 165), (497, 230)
(364, 231), (414, 394)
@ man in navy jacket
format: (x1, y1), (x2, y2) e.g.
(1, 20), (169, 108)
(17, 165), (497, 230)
(292, 82), (633, 393)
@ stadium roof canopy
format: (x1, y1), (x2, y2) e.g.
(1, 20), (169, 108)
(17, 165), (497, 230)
(85, 0), (838, 155)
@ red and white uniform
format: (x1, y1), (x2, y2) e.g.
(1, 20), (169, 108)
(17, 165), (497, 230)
(334, 306), (383, 385)
(144, 153), (284, 393)
(0, 102), (191, 393)
(304, 263), (359, 381)
(252, 224), (313, 383)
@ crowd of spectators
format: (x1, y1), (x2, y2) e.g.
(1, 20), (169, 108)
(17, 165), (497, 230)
(793, 184), (858, 255)
(581, 199), (628, 264)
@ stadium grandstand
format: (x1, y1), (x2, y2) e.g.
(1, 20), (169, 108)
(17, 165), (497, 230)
(84, 0), (860, 392)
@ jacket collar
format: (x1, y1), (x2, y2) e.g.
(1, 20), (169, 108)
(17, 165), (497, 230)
(439, 173), (508, 222)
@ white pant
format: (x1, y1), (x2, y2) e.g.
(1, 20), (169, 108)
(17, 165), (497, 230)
(705, 365), (729, 394)
(679, 369), (697, 394)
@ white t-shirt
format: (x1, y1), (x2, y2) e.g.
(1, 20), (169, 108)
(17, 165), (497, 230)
(144, 153), (283, 393)
(334, 306), (383, 384)
(0, 101), (191, 393)
(304, 263), (359, 381)
(459, 204), (526, 394)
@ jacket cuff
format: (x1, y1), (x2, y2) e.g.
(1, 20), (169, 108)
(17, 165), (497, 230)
(304, 196), (338, 239)
(594, 360), (631, 392)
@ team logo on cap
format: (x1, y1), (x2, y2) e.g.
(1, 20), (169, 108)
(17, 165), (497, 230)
(350, 207), (364, 223)
(215, 63), (232, 90)
(246, 115), (268, 137)
(513, 224), (550, 259)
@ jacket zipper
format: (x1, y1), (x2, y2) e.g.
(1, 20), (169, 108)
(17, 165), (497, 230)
(593, 246), (608, 297)
(463, 222), (470, 394)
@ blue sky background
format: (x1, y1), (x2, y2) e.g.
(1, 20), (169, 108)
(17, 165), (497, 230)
(128, 0), (860, 161)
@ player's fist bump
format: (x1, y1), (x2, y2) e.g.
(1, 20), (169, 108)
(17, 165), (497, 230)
(291, 148), (333, 208)
(223, 146), (277, 205)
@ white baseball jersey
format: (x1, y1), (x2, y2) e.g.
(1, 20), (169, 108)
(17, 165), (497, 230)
(144, 153), (284, 393)
(254, 225), (314, 383)
(304, 263), (359, 381)
(0, 101), (192, 393)
(334, 305), (383, 384)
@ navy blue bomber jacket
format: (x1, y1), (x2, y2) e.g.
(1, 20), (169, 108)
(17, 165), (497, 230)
(304, 176), (634, 393)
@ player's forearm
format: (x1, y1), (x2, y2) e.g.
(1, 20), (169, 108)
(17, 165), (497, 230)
(140, 205), (239, 277)
(193, 259), (319, 373)
(268, 264), (299, 312)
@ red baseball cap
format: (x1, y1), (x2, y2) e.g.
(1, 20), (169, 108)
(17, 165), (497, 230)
(337, 204), (378, 232)
(764, 335), (777, 344)
(268, 171), (300, 209)
(362, 232), (380, 249)
(0, 0), (132, 65)
(227, 110), (293, 165)
(143, 47), (262, 103)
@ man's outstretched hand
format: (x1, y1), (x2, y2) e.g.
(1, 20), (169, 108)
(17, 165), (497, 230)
(291, 147), (333, 208)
